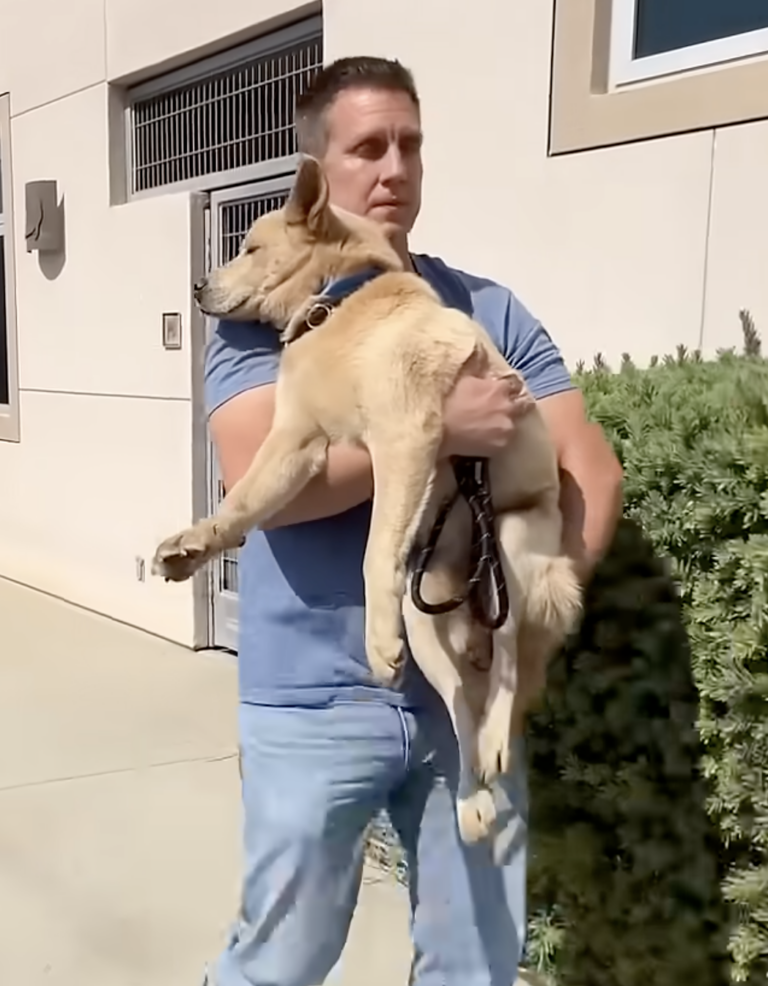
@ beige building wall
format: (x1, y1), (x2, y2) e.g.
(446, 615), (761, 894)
(0, 0), (766, 642)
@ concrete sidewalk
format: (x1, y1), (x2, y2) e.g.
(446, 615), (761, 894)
(0, 577), (411, 986)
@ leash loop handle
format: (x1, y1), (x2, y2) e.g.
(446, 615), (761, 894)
(409, 457), (510, 631)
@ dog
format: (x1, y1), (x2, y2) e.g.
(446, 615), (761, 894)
(152, 155), (583, 843)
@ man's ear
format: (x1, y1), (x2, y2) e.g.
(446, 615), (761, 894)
(285, 155), (330, 235)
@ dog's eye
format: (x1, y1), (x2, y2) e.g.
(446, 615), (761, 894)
(243, 244), (259, 256)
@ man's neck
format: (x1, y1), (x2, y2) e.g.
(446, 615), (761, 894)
(390, 232), (414, 272)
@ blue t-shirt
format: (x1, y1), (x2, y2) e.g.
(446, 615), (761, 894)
(204, 253), (574, 709)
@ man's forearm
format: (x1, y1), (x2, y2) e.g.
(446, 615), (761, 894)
(215, 372), (530, 532)
(261, 426), (625, 541)
(261, 433), (457, 530)
(558, 425), (624, 580)
(260, 443), (374, 529)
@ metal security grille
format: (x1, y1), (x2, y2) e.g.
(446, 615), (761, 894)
(0, 129), (9, 408)
(217, 476), (240, 594)
(213, 186), (290, 599)
(128, 18), (322, 195)
(0, 230), (8, 406)
(220, 193), (288, 263)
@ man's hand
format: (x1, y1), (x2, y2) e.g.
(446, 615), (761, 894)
(440, 372), (534, 459)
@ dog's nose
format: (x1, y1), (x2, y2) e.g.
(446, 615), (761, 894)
(194, 278), (207, 294)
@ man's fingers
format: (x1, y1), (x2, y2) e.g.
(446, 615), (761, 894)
(510, 393), (536, 417)
(499, 373), (524, 395)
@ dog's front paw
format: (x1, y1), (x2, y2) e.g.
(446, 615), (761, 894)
(152, 521), (220, 582)
(476, 705), (514, 786)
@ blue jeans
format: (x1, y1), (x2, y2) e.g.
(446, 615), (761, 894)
(211, 699), (528, 986)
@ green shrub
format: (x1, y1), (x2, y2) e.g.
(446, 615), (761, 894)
(527, 319), (768, 984)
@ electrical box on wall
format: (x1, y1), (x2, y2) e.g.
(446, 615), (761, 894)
(25, 180), (64, 253)
(162, 312), (183, 350)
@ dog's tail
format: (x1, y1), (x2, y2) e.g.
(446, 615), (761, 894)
(524, 555), (583, 639)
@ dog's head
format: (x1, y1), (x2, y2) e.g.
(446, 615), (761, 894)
(194, 156), (404, 332)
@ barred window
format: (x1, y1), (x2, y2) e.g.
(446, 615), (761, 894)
(127, 17), (322, 195)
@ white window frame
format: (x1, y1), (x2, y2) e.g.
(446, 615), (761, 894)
(609, 0), (768, 87)
(0, 92), (19, 443)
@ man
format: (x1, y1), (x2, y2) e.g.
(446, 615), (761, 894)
(203, 56), (623, 986)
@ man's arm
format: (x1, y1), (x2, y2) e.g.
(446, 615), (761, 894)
(211, 372), (531, 530)
(207, 305), (621, 543)
(211, 381), (625, 550)
(538, 388), (624, 581)
(497, 288), (624, 580)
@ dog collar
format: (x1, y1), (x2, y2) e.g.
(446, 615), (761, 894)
(319, 266), (387, 303)
(294, 266), (388, 337)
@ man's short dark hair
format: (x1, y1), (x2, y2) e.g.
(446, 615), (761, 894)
(294, 56), (420, 156)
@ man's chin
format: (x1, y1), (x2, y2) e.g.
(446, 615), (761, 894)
(370, 205), (416, 233)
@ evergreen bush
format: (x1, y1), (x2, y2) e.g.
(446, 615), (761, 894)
(527, 316), (768, 984)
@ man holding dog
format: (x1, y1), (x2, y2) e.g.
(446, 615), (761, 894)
(202, 56), (623, 986)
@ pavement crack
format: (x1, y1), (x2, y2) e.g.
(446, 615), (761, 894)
(0, 751), (239, 793)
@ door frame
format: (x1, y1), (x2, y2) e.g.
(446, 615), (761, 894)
(205, 175), (296, 651)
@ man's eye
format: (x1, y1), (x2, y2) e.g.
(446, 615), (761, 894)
(358, 139), (385, 159)
(401, 136), (422, 155)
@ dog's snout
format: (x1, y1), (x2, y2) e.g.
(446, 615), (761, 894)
(194, 277), (208, 295)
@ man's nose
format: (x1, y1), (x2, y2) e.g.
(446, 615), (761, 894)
(382, 143), (407, 181)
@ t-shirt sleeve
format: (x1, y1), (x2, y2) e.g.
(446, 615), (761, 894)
(204, 319), (281, 417)
(502, 292), (574, 401)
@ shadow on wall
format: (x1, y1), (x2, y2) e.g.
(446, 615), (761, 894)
(25, 180), (67, 280)
(36, 193), (66, 281)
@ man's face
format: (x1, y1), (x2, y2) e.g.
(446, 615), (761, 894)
(317, 86), (424, 240)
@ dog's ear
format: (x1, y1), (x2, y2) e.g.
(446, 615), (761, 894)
(285, 156), (331, 236)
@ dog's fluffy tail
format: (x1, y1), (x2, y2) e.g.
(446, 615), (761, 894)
(524, 555), (583, 639)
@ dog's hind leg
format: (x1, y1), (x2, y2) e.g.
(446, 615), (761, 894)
(152, 418), (327, 582)
(362, 431), (442, 685)
(475, 514), (526, 788)
(475, 621), (520, 787)
(402, 594), (497, 843)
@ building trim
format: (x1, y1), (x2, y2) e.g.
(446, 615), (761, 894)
(127, 14), (322, 102)
(0, 92), (20, 443)
(549, 0), (768, 155)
